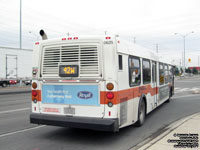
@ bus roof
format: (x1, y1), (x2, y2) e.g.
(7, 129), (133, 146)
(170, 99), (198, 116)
(35, 35), (172, 65)
(117, 39), (158, 61)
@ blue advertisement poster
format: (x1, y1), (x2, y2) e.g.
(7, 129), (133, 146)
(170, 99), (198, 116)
(42, 85), (99, 106)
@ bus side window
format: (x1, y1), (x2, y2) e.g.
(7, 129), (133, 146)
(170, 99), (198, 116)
(164, 64), (169, 84)
(129, 56), (141, 86)
(159, 63), (164, 85)
(143, 59), (151, 84)
(118, 55), (123, 70)
(152, 61), (156, 83)
(169, 65), (172, 83)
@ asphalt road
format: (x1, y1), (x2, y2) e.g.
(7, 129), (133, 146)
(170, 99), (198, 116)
(0, 77), (200, 150)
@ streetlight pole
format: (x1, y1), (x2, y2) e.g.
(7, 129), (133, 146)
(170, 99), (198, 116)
(174, 31), (194, 76)
(183, 36), (185, 74)
(20, 0), (22, 49)
(133, 37), (136, 44)
(156, 44), (158, 54)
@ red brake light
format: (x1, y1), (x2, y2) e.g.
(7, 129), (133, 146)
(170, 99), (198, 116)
(74, 37), (78, 40)
(68, 37), (72, 40)
(32, 90), (37, 97)
(35, 42), (39, 45)
(62, 38), (66, 40)
(106, 37), (111, 39)
(106, 92), (114, 99)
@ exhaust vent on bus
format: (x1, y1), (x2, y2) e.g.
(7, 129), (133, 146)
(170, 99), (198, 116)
(42, 44), (100, 77)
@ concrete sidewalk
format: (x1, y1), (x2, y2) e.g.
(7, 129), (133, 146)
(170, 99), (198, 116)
(132, 113), (200, 150)
(0, 86), (31, 95)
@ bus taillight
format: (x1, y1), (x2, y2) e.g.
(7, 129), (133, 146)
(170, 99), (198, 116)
(32, 90), (41, 102)
(32, 90), (37, 97)
(106, 92), (114, 99)
(106, 83), (114, 90)
(32, 82), (37, 89)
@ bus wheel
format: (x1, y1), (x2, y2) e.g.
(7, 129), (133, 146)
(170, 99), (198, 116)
(136, 99), (146, 127)
(166, 90), (172, 103)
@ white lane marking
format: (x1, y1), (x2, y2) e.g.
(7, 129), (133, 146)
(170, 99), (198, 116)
(191, 87), (199, 91)
(0, 125), (46, 138)
(0, 108), (30, 114)
(175, 88), (190, 93)
(179, 88), (190, 91)
(173, 94), (200, 99)
(175, 87), (200, 93)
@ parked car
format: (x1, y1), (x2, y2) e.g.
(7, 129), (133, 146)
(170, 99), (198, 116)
(0, 80), (10, 87)
(9, 80), (17, 85)
(24, 80), (32, 85)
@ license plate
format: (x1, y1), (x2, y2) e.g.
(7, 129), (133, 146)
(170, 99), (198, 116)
(64, 107), (75, 115)
(59, 65), (79, 77)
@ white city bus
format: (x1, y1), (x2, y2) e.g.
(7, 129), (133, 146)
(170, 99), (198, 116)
(30, 35), (174, 132)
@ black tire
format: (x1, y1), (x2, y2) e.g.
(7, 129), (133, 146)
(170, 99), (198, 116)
(135, 99), (146, 127)
(166, 89), (172, 103)
(2, 82), (7, 87)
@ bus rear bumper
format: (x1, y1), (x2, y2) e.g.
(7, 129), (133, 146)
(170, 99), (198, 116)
(30, 113), (119, 132)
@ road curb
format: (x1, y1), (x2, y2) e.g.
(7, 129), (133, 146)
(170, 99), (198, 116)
(130, 112), (200, 150)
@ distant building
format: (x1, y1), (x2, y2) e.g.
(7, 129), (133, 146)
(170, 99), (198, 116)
(0, 47), (32, 79)
(188, 67), (200, 73)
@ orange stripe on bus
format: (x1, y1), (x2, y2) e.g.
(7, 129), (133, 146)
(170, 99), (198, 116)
(100, 84), (159, 105)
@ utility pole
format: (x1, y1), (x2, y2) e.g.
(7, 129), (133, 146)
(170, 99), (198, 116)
(182, 52), (184, 70)
(174, 31), (194, 76)
(5, 55), (7, 79)
(20, 0), (22, 49)
(133, 37), (136, 44)
(156, 44), (158, 54)
(180, 59), (182, 67)
(16, 56), (18, 79)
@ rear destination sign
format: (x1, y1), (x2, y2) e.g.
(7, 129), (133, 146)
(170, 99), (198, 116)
(42, 85), (99, 106)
